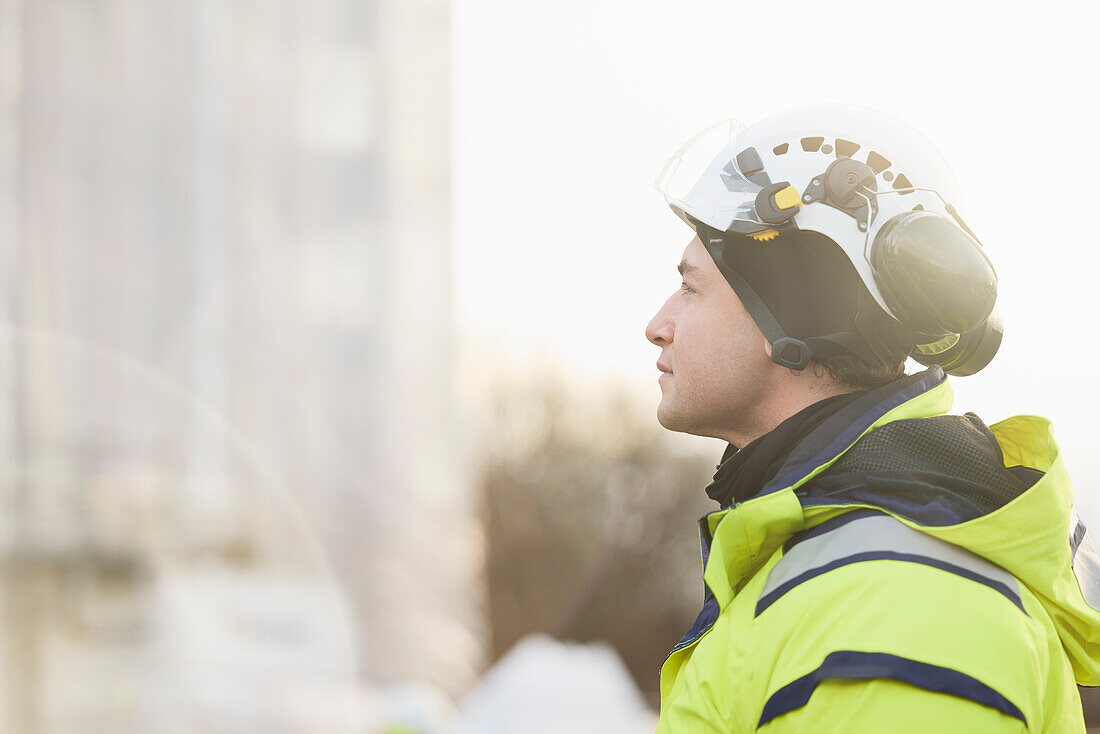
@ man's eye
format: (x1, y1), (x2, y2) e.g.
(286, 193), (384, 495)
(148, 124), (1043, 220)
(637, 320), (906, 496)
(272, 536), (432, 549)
(680, 282), (695, 294)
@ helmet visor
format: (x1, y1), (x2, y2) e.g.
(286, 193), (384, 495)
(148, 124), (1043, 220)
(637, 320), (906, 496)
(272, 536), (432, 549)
(654, 118), (768, 233)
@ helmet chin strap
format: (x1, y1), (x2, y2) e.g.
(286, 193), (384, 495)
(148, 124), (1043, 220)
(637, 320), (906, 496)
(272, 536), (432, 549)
(698, 226), (911, 371)
(701, 237), (881, 370)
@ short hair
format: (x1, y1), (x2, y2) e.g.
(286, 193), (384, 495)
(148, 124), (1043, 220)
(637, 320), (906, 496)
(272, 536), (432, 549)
(815, 354), (907, 390)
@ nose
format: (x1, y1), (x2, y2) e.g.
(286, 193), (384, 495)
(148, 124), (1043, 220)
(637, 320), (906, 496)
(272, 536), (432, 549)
(646, 299), (674, 346)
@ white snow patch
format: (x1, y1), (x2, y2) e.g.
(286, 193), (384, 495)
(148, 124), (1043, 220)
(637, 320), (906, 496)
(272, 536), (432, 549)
(450, 634), (657, 734)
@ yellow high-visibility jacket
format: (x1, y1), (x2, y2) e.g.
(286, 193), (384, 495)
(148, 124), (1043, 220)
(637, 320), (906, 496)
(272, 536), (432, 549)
(656, 367), (1100, 733)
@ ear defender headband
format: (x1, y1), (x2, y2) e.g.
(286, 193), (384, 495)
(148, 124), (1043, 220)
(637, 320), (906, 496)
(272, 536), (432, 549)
(655, 105), (1004, 376)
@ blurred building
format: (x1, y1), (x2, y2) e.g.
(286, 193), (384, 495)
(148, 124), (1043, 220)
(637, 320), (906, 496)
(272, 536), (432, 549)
(0, 0), (478, 731)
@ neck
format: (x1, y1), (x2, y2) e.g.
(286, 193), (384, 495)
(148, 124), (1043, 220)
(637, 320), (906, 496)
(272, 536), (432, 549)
(719, 369), (857, 449)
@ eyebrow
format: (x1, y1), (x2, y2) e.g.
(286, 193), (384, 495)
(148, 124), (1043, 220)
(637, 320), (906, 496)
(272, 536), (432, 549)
(677, 260), (699, 277)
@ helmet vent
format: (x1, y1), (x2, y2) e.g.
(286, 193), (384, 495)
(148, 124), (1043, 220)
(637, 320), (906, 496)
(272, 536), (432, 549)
(912, 204), (924, 211)
(800, 136), (825, 152)
(866, 150), (891, 174)
(835, 139), (861, 158)
(772, 142), (789, 155)
(892, 173), (915, 195)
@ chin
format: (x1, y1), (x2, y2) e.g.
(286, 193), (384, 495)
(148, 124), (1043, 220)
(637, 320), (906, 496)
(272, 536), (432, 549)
(655, 403), (674, 431)
(656, 402), (691, 434)
(657, 402), (728, 441)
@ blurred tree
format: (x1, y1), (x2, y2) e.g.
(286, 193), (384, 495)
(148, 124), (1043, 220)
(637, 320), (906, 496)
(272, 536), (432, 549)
(480, 378), (717, 707)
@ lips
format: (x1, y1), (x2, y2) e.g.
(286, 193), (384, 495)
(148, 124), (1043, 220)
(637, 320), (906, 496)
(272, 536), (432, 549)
(657, 362), (672, 375)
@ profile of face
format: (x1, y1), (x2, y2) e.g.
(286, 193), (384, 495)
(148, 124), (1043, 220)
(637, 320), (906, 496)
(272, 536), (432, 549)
(645, 236), (778, 442)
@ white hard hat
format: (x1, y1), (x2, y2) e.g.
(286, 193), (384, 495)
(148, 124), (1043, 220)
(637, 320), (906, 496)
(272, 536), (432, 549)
(654, 104), (1001, 375)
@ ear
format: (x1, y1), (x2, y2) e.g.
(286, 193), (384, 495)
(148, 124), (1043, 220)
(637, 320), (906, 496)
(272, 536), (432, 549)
(763, 336), (773, 359)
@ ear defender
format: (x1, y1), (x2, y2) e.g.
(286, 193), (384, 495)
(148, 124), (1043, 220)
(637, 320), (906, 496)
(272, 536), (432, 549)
(908, 310), (1004, 376)
(869, 210), (1002, 375)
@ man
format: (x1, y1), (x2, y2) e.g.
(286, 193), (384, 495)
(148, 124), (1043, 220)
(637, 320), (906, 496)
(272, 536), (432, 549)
(645, 105), (1100, 732)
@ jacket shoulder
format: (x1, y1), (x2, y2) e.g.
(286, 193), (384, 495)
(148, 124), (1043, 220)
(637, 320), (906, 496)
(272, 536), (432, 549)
(804, 413), (1035, 524)
(745, 510), (1076, 731)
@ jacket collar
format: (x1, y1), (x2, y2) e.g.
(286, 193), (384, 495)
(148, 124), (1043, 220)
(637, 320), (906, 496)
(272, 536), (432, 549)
(757, 366), (948, 498)
(705, 389), (870, 508)
(698, 366), (953, 606)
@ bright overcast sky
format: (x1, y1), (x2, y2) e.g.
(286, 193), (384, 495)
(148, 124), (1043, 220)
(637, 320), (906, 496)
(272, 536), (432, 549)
(455, 0), (1100, 520)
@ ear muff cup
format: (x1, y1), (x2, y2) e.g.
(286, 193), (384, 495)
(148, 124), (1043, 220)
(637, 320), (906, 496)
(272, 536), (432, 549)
(911, 309), (1004, 376)
(870, 210), (997, 337)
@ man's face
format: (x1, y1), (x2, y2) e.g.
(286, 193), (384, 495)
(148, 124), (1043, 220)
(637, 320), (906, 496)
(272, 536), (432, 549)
(645, 236), (775, 440)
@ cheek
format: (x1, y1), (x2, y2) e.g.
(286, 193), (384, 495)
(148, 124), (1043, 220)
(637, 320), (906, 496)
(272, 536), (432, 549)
(676, 319), (731, 375)
(689, 308), (765, 373)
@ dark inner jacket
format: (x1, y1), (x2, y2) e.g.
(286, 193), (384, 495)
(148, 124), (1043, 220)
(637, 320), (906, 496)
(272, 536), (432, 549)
(704, 371), (1043, 526)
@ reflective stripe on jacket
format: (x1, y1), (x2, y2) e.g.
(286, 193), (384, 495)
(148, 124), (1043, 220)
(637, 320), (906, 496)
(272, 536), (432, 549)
(656, 367), (1100, 733)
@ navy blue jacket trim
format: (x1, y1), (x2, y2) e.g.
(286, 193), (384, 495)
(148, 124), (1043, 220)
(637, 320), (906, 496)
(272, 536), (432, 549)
(760, 367), (946, 497)
(798, 490), (970, 526)
(666, 513), (723, 662)
(782, 508), (883, 554)
(757, 650), (1027, 727)
(668, 594), (718, 656)
(754, 551), (1026, 617)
